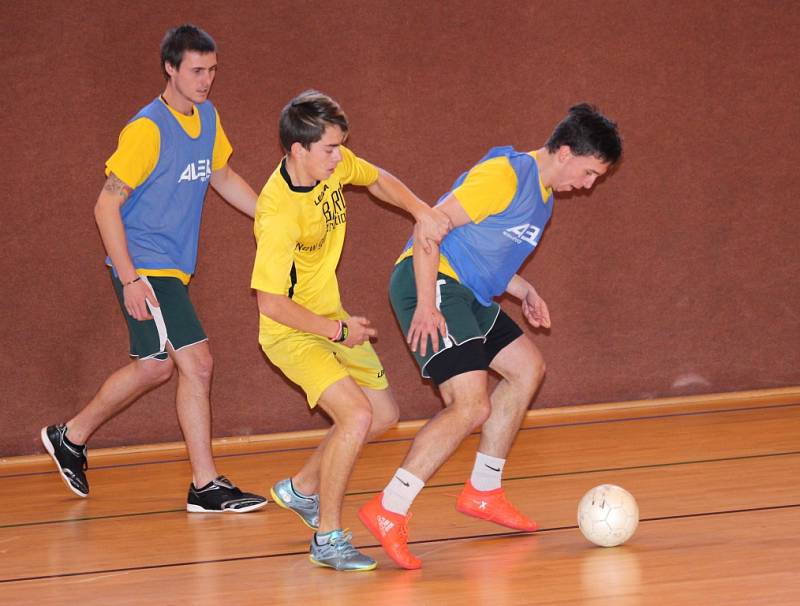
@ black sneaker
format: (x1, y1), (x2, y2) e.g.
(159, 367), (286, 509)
(187, 476), (267, 513)
(40, 424), (89, 497)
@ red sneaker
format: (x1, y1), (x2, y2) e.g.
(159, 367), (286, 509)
(456, 481), (538, 532)
(358, 492), (422, 570)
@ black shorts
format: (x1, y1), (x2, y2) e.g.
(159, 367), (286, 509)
(425, 309), (523, 385)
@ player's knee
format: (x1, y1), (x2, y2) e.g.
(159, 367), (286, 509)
(386, 403), (400, 428)
(195, 354), (214, 382)
(180, 350), (214, 383)
(342, 400), (373, 440)
(441, 379), (491, 428)
(471, 399), (493, 430)
(529, 352), (546, 389)
(507, 347), (546, 396)
(138, 358), (175, 385)
(452, 396), (491, 431)
(371, 400), (399, 435)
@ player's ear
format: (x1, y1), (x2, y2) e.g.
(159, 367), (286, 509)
(289, 141), (306, 158)
(557, 145), (573, 164)
(164, 61), (177, 78)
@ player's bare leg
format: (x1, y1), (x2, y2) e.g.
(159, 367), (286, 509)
(480, 335), (545, 457)
(362, 387), (401, 440)
(313, 376), (374, 532)
(456, 335), (544, 532)
(42, 358), (174, 497)
(170, 341), (217, 488)
(292, 386), (399, 497)
(65, 358), (175, 444)
(301, 376), (377, 570)
(176, 341), (267, 513)
(399, 370), (491, 480)
(359, 371), (490, 569)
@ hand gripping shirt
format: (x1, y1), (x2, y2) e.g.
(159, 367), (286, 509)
(251, 146), (379, 339)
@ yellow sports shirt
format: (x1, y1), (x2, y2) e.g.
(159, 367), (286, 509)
(251, 146), (379, 338)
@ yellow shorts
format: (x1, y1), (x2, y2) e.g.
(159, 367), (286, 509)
(260, 329), (389, 407)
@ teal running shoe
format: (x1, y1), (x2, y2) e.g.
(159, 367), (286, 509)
(270, 478), (320, 529)
(309, 529), (377, 571)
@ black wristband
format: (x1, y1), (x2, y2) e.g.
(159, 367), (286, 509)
(335, 321), (349, 343)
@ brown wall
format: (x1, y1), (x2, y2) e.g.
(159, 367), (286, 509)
(1, 1), (798, 457)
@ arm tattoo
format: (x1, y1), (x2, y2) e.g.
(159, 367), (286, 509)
(103, 173), (133, 201)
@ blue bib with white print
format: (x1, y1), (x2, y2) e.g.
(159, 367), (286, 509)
(107, 98), (216, 277)
(407, 146), (553, 306)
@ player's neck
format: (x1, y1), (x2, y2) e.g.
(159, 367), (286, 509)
(161, 86), (194, 116)
(284, 156), (316, 188)
(533, 146), (557, 190)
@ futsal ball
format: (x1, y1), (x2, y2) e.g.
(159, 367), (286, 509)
(577, 484), (639, 547)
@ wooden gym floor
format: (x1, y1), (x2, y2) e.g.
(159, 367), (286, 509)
(1, 388), (798, 605)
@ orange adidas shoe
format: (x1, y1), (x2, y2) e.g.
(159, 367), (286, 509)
(358, 492), (422, 570)
(456, 481), (538, 532)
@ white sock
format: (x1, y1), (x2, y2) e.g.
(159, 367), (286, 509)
(381, 468), (424, 515)
(470, 452), (505, 491)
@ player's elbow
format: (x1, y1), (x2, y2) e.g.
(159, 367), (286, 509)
(93, 194), (116, 225)
(210, 163), (231, 188)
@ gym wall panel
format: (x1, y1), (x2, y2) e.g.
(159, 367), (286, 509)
(1, 0), (797, 456)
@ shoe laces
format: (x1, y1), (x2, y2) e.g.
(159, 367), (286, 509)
(328, 529), (359, 556)
(214, 476), (243, 496)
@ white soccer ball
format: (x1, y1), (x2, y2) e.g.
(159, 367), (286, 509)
(577, 484), (639, 547)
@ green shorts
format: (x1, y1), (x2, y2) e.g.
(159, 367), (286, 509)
(111, 273), (207, 361)
(389, 257), (521, 383)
